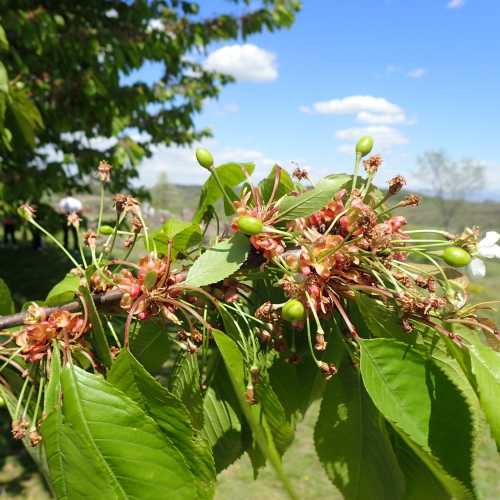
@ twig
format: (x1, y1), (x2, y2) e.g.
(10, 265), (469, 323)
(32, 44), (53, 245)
(0, 289), (124, 330)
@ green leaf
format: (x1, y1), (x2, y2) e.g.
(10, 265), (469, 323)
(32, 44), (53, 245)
(46, 273), (80, 306)
(269, 357), (318, 418)
(79, 286), (112, 368)
(259, 165), (294, 203)
(7, 88), (43, 148)
(315, 358), (405, 500)
(212, 330), (298, 499)
(391, 431), (451, 500)
(350, 293), (409, 341)
(170, 352), (204, 429)
(108, 351), (215, 499)
(202, 364), (250, 473)
(150, 219), (202, 258)
(162, 218), (192, 239)
(276, 175), (351, 221)
(431, 347), (500, 500)
(41, 363), (201, 499)
(185, 233), (250, 287)
(255, 379), (295, 456)
(0, 276), (14, 315)
(44, 342), (61, 414)
(0, 61), (8, 94)
(0, 25), (9, 52)
(460, 330), (500, 447)
(360, 339), (475, 499)
(194, 162), (255, 223)
(130, 319), (172, 373)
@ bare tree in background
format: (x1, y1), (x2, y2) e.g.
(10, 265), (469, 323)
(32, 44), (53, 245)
(417, 151), (485, 229)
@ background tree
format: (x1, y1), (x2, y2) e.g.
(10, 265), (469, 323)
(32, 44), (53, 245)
(416, 150), (485, 229)
(150, 171), (180, 211)
(0, 0), (300, 209)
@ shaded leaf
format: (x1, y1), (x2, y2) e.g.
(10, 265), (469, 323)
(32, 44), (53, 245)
(186, 233), (250, 287)
(391, 431), (451, 500)
(130, 319), (172, 373)
(0, 276), (14, 315)
(360, 339), (475, 499)
(0, 25), (8, 52)
(202, 363), (250, 473)
(350, 293), (414, 342)
(255, 379), (295, 456)
(44, 342), (61, 414)
(212, 330), (298, 498)
(315, 358), (405, 500)
(170, 352), (204, 429)
(0, 61), (7, 94)
(459, 329), (500, 447)
(7, 88), (43, 148)
(79, 286), (112, 368)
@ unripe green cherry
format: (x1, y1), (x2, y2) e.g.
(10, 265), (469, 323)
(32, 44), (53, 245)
(195, 147), (214, 170)
(442, 246), (472, 267)
(237, 215), (263, 235)
(99, 225), (114, 235)
(355, 136), (374, 157)
(281, 299), (305, 322)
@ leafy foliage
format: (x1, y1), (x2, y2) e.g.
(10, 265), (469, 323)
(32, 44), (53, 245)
(0, 1), (299, 206)
(1, 144), (499, 500)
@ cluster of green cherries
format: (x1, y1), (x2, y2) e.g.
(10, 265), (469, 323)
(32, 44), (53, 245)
(194, 139), (473, 320)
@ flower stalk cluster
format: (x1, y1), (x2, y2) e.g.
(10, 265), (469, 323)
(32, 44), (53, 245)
(2, 138), (498, 445)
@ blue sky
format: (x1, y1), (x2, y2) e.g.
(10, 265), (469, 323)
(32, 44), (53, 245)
(137, 0), (500, 199)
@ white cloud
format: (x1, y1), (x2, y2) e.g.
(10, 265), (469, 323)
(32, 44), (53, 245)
(204, 44), (278, 82)
(356, 111), (407, 125)
(147, 19), (164, 32)
(407, 68), (427, 79)
(447, 0), (465, 9)
(336, 126), (408, 153)
(307, 95), (402, 115)
(137, 143), (275, 186)
(105, 8), (118, 18)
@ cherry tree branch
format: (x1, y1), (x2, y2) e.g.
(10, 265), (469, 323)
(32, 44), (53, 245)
(0, 290), (124, 330)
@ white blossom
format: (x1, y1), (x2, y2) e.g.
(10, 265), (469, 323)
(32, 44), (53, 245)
(466, 231), (500, 279)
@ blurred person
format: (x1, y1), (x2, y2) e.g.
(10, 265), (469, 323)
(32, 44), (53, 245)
(58, 193), (83, 250)
(2, 214), (16, 245)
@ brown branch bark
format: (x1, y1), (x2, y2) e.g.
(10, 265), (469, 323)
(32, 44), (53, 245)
(0, 290), (124, 330)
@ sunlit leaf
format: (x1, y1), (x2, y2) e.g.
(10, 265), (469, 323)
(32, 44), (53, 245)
(186, 233), (250, 287)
